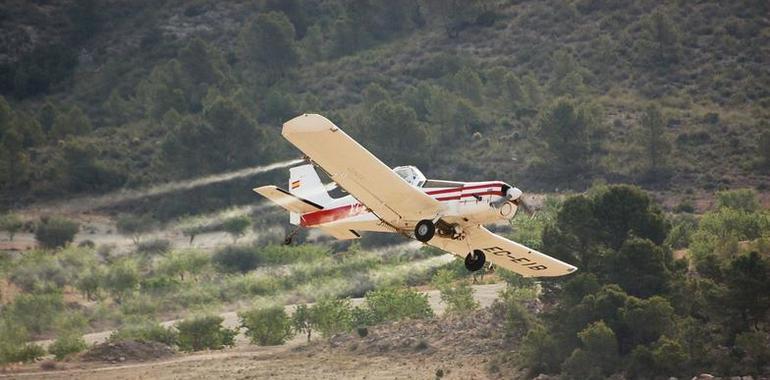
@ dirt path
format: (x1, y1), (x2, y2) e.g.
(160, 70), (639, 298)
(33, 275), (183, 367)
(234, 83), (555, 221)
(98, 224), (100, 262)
(8, 283), (506, 380)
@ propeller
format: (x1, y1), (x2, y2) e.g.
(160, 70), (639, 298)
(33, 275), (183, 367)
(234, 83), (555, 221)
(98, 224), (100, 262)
(492, 186), (538, 218)
(491, 186), (522, 208)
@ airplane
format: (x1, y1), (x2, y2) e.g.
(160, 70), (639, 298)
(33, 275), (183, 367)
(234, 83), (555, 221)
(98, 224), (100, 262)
(254, 114), (577, 278)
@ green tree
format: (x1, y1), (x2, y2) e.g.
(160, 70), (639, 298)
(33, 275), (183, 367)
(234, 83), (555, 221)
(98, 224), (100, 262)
(619, 296), (674, 350)
(310, 297), (352, 338)
(223, 216), (251, 243)
(503, 73), (525, 106)
(213, 246), (261, 273)
(432, 269), (478, 315)
(715, 188), (760, 212)
(363, 287), (433, 324)
(61, 139), (125, 192)
(635, 9), (682, 66)
(549, 49), (586, 97)
(291, 304), (316, 342)
(453, 67), (483, 104)
(722, 251), (770, 329)
(0, 213), (23, 241)
(262, 0), (309, 38)
(237, 12), (299, 80)
(650, 335), (688, 376)
(536, 98), (602, 176)
(638, 104), (671, 175)
(239, 306), (294, 346)
(421, 0), (484, 38)
(102, 260), (139, 303)
(0, 127), (30, 188)
(607, 238), (672, 298)
(561, 321), (619, 380)
(363, 83), (390, 110)
(35, 217), (79, 249)
(50, 106), (92, 140)
(0, 318), (44, 364)
(759, 129), (770, 171)
(364, 101), (427, 164)
(116, 214), (156, 245)
(48, 334), (87, 360)
(37, 101), (58, 134)
(176, 315), (237, 352)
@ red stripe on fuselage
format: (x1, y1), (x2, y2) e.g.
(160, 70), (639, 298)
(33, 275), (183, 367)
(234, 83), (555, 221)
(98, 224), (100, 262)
(300, 183), (506, 227)
(424, 182), (504, 195)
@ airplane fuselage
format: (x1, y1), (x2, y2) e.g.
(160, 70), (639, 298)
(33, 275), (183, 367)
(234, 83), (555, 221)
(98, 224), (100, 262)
(299, 181), (518, 236)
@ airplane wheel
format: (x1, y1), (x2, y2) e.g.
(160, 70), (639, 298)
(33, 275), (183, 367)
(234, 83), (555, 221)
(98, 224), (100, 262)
(465, 250), (486, 272)
(414, 219), (435, 242)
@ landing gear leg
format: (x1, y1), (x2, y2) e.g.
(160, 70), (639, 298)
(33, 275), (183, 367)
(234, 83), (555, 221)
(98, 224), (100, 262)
(414, 219), (436, 242)
(284, 226), (301, 245)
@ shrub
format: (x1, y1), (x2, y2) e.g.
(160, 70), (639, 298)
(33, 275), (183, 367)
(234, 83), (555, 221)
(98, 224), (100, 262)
(175, 315), (236, 352)
(363, 287), (433, 325)
(35, 217), (79, 249)
(5, 293), (65, 335)
(432, 269), (479, 315)
(102, 260), (139, 303)
(136, 239), (171, 255)
(0, 213), (23, 241)
(213, 245), (261, 273)
(48, 334), (87, 360)
(239, 306), (294, 346)
(109, 319), (178, 346)
(716, 188), (760, 212)
(222, 216), (251, 243)
(310, 297), (352, 338)
(116, 214), (156, 244)
(0, 318), (45, 364)
(291, 304), (316, 342)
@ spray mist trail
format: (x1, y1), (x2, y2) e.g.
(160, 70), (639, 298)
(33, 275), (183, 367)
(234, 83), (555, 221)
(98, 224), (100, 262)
(41, 158), (303, 213)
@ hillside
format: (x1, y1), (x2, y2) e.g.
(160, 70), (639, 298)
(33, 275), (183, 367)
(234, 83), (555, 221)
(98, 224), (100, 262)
(0, 0), (768, 214)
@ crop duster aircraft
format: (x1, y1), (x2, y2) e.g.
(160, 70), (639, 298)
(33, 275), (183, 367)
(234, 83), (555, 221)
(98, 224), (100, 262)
(255, 114), (577, 278)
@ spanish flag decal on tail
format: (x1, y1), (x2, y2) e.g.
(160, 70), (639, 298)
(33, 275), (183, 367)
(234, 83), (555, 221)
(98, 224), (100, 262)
(291, 180), (301, 189)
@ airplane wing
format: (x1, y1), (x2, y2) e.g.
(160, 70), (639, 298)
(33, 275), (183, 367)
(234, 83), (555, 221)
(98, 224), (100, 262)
(253, 185), (323, 213)
(282, 114), (442, 228)
(428, 226), (577, 277)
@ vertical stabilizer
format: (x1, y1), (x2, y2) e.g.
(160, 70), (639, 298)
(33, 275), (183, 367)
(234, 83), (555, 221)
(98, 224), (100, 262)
(289, 164), (333, 207)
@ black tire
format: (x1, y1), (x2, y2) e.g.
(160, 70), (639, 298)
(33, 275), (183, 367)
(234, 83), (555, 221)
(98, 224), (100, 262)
(414, 219), (435, 242)
(465, 250), (486, 272)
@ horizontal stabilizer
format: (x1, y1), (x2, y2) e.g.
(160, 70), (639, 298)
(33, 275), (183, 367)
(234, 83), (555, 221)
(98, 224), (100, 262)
(253, 185), (323, 213)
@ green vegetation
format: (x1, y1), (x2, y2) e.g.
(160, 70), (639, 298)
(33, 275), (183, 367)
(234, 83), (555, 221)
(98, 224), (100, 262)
(48, 334), (88, 360)
(109, 319), (178, 346)
(35, 217), (79, 249)
(432, 269), (478, 315)
(0, 213), (22, 240)
(175, 315), (237, 352)
(0, 1), (767, 214)
(239, 306), (294, 346)
(360, 287), (433, 325)
(504, 186), (770, 378)
(222, 216), (251, 243)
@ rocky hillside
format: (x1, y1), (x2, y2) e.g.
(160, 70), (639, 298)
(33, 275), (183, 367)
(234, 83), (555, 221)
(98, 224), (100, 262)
(1, 0), (768, 214)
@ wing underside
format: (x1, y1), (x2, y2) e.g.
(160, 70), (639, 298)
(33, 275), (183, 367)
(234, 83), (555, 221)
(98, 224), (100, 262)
(281, 114), (442, 228)
(253, 185), (323, 214)
(428, 226), (577, 277)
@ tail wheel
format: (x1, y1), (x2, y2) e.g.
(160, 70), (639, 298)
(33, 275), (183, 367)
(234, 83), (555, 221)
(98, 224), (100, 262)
(414, 219), (435, 242)
(465, 250), (486, 272)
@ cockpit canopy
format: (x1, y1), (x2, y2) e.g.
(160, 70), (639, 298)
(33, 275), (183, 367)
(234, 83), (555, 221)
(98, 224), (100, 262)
(393, 165), (426, 187)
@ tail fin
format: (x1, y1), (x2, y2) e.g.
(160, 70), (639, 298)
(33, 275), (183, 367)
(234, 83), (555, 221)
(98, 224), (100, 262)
(288, 164), (334, 223)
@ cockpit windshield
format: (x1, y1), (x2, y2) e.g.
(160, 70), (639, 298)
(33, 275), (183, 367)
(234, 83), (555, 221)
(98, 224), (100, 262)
(393, 166), (426, 187)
